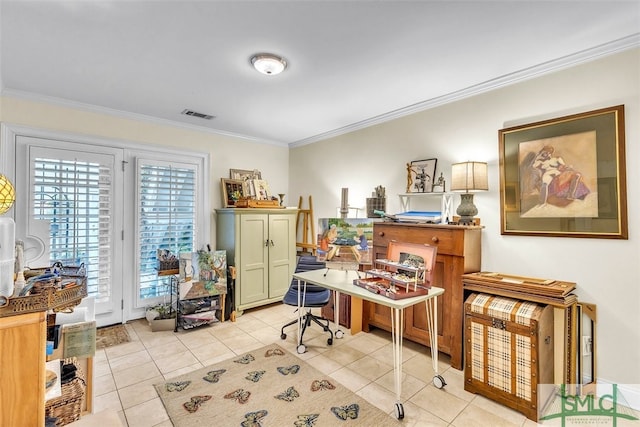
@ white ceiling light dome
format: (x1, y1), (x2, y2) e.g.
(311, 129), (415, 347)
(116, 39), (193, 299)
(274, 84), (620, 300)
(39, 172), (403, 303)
(250, 53), (287, 75)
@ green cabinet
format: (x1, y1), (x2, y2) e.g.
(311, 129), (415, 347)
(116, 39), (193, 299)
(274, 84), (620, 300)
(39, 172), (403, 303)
(216, 208), (297, 312)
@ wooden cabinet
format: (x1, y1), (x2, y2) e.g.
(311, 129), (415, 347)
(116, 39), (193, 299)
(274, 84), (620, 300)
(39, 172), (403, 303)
(216, 208), (297, 312)
(363, 222), (481, 370)
(0, 311), (47, 426)
(321, 291), (351, 328)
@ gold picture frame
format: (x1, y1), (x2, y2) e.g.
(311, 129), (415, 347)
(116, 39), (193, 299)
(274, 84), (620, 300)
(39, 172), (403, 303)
(499, 105), (627, 239)
(221, 178), (244, 207)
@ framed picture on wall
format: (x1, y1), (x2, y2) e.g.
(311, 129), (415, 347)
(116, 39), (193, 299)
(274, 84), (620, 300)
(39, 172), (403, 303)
(499, 104), (627, 239)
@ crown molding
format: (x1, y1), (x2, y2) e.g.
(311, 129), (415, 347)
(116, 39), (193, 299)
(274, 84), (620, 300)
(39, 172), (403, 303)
(290, 34), (640, 148)
(0, 89), (289, 148)
(1, 33), (637, 150)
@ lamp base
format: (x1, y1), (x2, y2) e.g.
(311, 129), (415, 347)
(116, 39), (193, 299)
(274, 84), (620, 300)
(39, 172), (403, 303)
(456, 193), (478, 225)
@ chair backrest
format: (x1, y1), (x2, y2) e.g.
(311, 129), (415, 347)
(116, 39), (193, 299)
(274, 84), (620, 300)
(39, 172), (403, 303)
(289, 256), (326, 293)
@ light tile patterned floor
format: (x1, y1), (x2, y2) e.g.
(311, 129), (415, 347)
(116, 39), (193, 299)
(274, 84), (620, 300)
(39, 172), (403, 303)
(92, 303), (537, 426)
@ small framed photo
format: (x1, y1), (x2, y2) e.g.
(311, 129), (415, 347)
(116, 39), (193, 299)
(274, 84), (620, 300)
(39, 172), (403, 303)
(406, 158), (437, 193)
(251, 179), (272, 201)
(221, 178), (244, 207)
(229, 168), (261, 181)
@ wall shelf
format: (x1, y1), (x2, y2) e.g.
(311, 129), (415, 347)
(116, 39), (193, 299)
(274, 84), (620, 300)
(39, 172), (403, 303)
(398, 192), (454, 223)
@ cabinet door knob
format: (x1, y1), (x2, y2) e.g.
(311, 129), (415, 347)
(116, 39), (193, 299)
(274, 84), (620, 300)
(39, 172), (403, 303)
(378, 231), (385, 237)
(431, 236), (439, 243)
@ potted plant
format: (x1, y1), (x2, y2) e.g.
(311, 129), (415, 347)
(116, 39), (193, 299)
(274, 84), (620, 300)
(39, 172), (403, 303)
(146, 302), (176, 332)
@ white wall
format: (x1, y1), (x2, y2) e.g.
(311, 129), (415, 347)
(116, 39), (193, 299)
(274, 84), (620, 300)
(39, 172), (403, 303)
(0, 95), (291, 248)
(289, 48), (640, 388)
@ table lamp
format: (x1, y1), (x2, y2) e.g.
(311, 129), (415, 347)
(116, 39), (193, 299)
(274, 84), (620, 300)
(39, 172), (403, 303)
(451, 161), (488, 225)
(0, 174), (16, 304)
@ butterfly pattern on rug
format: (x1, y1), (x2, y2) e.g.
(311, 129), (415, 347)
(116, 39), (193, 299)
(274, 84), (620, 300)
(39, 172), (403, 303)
(294, 413), (319, 426)
(245, 370), (266, 383)
(265, 348), (285, 357)
(330, 403), (360, 420)
(203, 369), (226, 383)
(234, 354), (256, 364)
(225, 388), (251, 404)
(276, 364), (300, 375)
(310, 379), (336, 392)
(274, 386), (299, 402)
(165, 380), (191, 392)
(240, 409), (268, 427)
(183, 395), (212, 413)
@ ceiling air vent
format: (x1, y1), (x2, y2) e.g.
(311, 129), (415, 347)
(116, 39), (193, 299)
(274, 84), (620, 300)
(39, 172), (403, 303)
(181, 109), (215, 120)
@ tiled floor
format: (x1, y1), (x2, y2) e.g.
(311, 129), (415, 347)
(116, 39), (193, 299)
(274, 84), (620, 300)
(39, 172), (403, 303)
(93, 303), (541, 426)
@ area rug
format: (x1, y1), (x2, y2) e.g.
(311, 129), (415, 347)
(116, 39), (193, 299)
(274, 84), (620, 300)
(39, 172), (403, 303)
(154, 344), (395, 426)
(95, 324), (131, 349)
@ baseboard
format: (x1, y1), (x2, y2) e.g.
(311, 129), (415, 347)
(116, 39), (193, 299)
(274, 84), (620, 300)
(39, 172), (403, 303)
(596, 378), (640, 411)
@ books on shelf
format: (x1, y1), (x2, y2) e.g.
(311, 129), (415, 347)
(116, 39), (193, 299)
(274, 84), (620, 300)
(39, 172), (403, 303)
(394, 211), (442, 223)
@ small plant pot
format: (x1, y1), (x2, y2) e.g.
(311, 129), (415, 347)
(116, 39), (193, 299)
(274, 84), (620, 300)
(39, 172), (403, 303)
(149, 317), (176, 332)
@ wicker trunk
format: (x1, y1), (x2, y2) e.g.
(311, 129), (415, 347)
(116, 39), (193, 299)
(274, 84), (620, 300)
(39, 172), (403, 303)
(464, 293), (554, 421)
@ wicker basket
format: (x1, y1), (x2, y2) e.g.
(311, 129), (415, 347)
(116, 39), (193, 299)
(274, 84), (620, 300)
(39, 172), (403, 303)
(45, 358), (86, 426)
(0, 277), (87, 318)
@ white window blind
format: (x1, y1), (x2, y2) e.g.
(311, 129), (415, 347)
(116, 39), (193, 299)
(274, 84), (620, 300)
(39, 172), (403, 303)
(32, 157), (112, 301)
(137, 161), (196, 300)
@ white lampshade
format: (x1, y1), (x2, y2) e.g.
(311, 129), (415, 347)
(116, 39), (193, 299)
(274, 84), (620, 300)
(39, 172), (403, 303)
(451, 162), (488, 192)
(251, 53), (287, 75)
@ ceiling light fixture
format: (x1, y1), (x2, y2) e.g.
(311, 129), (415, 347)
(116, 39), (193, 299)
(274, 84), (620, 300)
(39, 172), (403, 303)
(250, 53), (287, 75)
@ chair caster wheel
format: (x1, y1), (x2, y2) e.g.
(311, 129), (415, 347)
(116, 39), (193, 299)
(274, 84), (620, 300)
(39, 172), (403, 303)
(335, 330), (344, 339)
(394, 402), (404, 419)
(297, 344), (306, 354)
(327, 338), (333, 346)
(280, 333), (287, 340)
(433, 374), (446, 389)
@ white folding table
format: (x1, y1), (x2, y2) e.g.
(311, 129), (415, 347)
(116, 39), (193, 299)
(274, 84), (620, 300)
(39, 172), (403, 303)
(291, 268), (446, 419)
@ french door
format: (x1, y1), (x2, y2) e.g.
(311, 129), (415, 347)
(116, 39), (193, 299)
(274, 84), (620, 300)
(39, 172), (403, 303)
(6, 127), (209, 327)
(15, 135), (125, 326)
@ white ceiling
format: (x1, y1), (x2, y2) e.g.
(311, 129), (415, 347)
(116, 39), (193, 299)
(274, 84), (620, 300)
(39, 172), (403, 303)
(1, 1), (639, 146)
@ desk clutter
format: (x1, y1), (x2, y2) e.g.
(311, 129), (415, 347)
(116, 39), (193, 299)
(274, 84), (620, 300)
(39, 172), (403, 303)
(353, 241), (437, 300)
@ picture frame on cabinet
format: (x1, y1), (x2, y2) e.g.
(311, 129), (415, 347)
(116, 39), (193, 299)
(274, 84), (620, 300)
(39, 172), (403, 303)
(221, 178), (244, 207)
(406, 158), (437, 193)
(499, 104), (627, 239)
(251, 179), (272, 201)
(229, 168), (261, 181)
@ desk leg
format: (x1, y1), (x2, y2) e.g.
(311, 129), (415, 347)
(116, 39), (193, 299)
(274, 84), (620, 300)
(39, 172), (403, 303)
(426, 296), (446, 389)
(295, 279), (307, 354)
(390, 306), (405, 419)
(333, 291), (344, 339)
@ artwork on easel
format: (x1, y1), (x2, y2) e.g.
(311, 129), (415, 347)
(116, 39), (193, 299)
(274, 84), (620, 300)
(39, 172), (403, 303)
(179, 250), (227, 299)
(316, 218), (373, 264)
